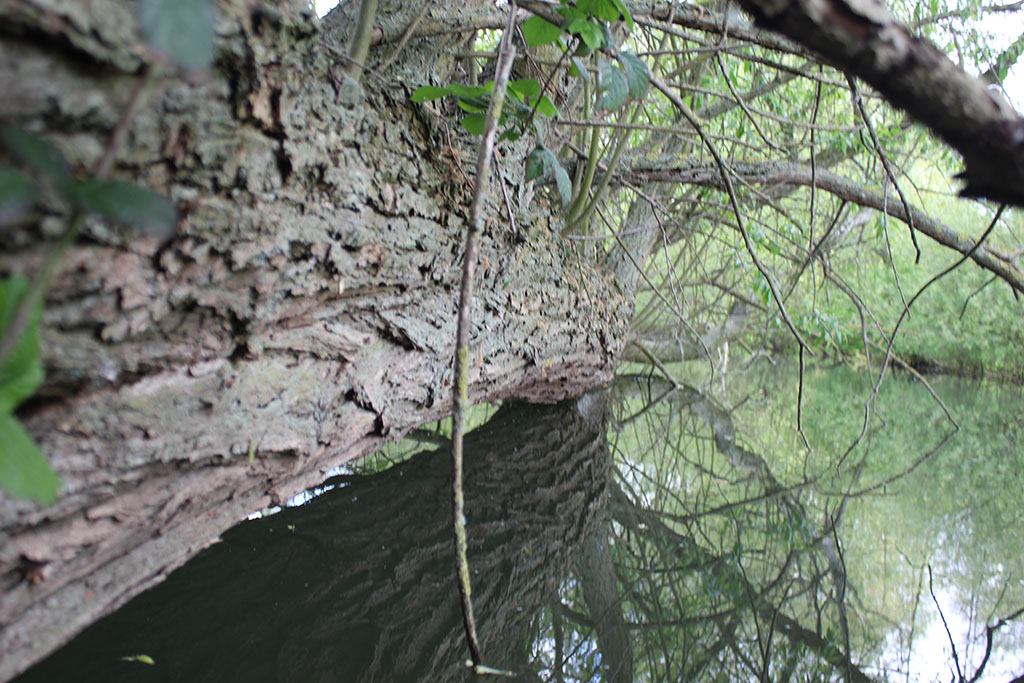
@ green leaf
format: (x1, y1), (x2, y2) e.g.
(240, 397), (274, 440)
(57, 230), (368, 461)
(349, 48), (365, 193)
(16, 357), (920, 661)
(65, 180), (176, 237)
(591, 0), (620, 23)
(0, 276), (43, 415)
(570, 56), (590, 83)
(607, 0), (634, 30)
(120, 654), (156, 665)
(447, 83), (489, 98)
(457, 96), (490, 113)
(460, 113), (487, 135)
(526, 146), (548, 181)
(617, 51), (649, 99)
(139, 0), (215, 72)
(497, 128), (522, 143)
(566, 18), (604, 51)
(0, 413), (60, 505)
(526, 146), (572, 207)
(557, 6), (587, 22)
(0, 166), (37, 224)
(509, 78), (541, 100)
(410, 86), (451, 102)
(553, 161), (571, 208)
(534, 95), (558, 118)
(598, 20), (615, 48)
(522, 16), (563, 47)
(1, 127), (69, 183)
(507, 99), (533, 119)
(596, 60), (628, 112)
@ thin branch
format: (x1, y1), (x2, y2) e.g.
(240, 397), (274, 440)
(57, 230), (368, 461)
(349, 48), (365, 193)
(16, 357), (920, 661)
(928, 564), (963, 682)
(449, 3), (517, 673)
(714, 52), (784, 153)
(649, 74), (813, 354)
(377, 0), (430, 73)
(623, 160), (1024, 295)
(848, 76), (921, 264)
(343, 0), (380, 80)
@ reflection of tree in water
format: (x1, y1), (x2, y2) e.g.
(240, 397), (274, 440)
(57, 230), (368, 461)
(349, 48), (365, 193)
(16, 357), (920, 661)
(546, 374), (1023, 683)
(16, 398), (611, 683)
(19, 377), (1024, 682)
(540, 375), (873, 682)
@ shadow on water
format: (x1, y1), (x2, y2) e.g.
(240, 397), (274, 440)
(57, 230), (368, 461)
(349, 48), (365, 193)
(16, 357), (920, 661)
(16, 362), (1024, 682)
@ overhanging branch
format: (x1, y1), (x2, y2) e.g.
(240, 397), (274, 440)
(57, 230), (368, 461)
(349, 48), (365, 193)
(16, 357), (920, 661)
(733, 0), (1024, 207)
(624, 160), (1024, 295)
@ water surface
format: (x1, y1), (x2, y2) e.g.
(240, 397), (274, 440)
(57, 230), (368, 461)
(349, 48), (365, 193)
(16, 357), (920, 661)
(17, 362), (1024, 682)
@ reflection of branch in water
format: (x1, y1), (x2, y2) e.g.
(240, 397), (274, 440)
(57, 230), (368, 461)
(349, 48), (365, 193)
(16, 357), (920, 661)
(608, 483), (875, 682)
(928, 564), (964, 682)
(615, 374), (806, 508)
(970, 603), (1024, 683)
(609, 374), (896, 680)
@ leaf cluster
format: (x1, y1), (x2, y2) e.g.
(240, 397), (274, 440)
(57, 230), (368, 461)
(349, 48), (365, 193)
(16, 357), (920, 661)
(411, 0), (650, 211)
(0, 126), (177, 238)
(0, 277), (58, 504)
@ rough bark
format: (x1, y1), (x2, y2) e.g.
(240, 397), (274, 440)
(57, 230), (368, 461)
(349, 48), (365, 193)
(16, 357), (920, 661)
(0, 1), (631, 678)
(15, 397), (612, 683)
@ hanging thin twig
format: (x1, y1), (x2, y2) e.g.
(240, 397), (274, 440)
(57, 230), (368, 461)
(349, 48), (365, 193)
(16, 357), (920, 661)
(928, 564), (964, 682)
(650, 74), (813, 354)
(847, 75), (915, 316)
(449, 2), (518, 676)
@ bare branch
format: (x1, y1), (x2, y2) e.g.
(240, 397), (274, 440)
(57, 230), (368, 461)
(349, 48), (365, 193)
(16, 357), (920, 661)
(733, 0), (1024, 206)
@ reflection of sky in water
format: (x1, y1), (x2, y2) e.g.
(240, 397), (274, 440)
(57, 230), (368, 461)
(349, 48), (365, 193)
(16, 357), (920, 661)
(19, 373), (1024, 682)
(876, 585), (1024, 682)
(245, 463), (351, 519)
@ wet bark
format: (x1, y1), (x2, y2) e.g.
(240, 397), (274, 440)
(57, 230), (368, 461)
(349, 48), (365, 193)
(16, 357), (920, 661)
(14, 397), (611, 683)
(0, 1), (632, 678)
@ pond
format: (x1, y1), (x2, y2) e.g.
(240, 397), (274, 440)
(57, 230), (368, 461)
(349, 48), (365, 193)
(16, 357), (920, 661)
(15, 360), (1024, 682)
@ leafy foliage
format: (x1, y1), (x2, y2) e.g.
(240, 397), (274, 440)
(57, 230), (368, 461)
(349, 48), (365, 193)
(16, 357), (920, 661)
(0, 414), (60, 506)
(412, 0), (649, 216)
(526, 145), (572, 207)
(1, 126), (70, 184)
(412, 79), (557, 141)
(65, 179), (177, 237)
(0, 127), (177, 237)
(595, 59), (628, 111)
(0, 115), (177, 506)
(0, 167), (36, 224)
(522, 16), (562, 47)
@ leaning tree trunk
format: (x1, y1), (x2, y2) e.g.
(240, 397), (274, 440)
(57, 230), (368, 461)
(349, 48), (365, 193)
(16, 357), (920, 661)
(0, 1), (632, 678)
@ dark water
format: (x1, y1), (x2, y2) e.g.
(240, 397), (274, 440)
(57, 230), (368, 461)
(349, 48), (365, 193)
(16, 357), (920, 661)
(16, 362), (1024, 682)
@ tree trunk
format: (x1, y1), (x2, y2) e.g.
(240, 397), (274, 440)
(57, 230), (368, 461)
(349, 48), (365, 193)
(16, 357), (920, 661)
(0, 2), (632, 678)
